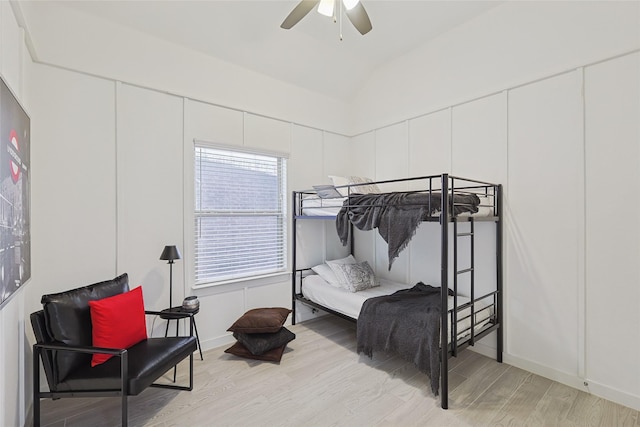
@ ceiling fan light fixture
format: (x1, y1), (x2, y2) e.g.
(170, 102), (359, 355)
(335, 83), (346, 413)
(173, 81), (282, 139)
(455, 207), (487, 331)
(317, 0), (335, 17)
(342, 0), (359, 11)
(281, 0), (371, 37)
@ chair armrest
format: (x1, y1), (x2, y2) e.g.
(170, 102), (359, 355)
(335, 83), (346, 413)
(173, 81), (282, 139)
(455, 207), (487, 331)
(33, 342), (130, 395)
(34, 341), (127, 356)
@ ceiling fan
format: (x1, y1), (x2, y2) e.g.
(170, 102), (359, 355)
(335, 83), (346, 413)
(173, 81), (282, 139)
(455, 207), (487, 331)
(281, 0), (373, 36)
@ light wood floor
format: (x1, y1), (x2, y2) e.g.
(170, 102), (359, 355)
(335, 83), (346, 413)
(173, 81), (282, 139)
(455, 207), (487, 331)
(38, 316), (639, 427)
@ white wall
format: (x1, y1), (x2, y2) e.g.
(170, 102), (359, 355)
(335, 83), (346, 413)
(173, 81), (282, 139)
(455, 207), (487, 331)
(507, 70), (583, 379)
(23, 64), (354, 346)
(374, 122), (410, 280)
(1, 2), (29, 425)
(351, 1), (640, 134)
(350, 0), (640, 412)
(583, 52), (640, 409)
(116, 83), (184, 311)
(18, 1), (352, 137)
(2, 2), (356, 425)
(3, 2), (640, 425)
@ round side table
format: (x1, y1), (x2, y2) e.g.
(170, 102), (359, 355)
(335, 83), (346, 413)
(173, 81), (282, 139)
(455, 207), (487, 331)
(159, 306), (203, 361)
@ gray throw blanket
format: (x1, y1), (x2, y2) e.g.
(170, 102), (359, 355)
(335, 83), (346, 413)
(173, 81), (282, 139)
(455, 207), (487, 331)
(336, 192), (480, 269)
(356, 282), (450, 395)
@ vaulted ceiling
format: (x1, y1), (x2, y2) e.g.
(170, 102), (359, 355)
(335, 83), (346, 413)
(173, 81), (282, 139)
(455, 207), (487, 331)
(46, 1), (500, 102)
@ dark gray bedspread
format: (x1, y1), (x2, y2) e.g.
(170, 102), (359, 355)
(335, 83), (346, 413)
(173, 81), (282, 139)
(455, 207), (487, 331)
(356, 282), (449, 396)
(336, 192), (480, 269)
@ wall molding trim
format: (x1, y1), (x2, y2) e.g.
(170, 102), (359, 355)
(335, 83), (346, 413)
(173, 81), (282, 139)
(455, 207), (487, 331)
(504, 354), (640, 412)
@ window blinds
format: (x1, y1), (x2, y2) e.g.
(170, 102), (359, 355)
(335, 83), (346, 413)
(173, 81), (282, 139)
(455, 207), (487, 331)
(194, 145), (287, 284)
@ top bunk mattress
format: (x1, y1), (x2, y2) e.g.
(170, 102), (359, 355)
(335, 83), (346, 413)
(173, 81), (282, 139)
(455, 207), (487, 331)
(299, 196), (347, 217)
(298, 193), (495, 218)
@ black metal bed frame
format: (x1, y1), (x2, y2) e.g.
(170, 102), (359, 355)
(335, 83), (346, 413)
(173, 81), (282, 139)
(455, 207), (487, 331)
(290, 173), (503, 409)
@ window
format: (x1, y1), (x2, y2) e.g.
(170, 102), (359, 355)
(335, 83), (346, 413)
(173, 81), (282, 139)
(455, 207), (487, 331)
(194, 144), (287, 285)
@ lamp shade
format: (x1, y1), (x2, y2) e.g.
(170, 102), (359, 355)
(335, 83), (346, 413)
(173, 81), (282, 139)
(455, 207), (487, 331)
(160, 245), (182, 261)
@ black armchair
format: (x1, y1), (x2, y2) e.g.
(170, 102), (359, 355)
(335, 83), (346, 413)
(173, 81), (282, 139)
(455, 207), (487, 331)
(31, 273), (197, 426)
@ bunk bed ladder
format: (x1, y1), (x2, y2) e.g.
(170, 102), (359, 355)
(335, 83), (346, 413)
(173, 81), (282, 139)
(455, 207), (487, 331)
(452, 217), (475, 359)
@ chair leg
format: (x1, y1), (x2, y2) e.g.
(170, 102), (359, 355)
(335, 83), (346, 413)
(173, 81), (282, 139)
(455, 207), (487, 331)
(188, 351), (194, 391)
(163, 318), (178, 382)
(122, 395), (128, 427)
(193, 317), (203, 361)
(171, 319), (177, 382)
(33, 346), (41, 427)
(121, 351), (128, 427)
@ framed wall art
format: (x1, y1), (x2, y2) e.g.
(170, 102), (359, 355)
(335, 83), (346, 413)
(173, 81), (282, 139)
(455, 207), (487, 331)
(0, 75), (30, 308)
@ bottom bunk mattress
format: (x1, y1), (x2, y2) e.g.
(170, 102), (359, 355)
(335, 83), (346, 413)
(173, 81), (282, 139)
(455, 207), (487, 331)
(301, 274), (494, 342)
(301, 274), (495, 395)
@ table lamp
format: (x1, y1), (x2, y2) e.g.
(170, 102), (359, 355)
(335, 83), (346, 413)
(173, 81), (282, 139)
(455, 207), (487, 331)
(160, 245), (182, 308)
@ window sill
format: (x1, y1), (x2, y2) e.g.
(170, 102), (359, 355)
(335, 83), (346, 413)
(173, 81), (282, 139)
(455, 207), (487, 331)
(191, 271), (291, 292)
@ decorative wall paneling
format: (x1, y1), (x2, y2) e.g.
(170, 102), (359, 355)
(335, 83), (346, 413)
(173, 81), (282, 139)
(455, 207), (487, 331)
(116, 83), (184, 323)
(407, 110), (452, 286)
(354, 51), (640, 409)
(185, 99), (243, 148)
(373, 122), (410, 283)
(350, 132), (376, 266)
(1, 1), (23, 98)
(584, 52), (640, 408)
(506, 71), (583, 378)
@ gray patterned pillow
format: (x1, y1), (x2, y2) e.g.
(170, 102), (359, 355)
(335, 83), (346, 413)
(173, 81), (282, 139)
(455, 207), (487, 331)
(327, 260), (379, 292)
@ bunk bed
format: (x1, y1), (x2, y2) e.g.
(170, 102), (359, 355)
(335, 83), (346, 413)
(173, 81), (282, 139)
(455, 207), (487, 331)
(291, 174), (503, 409)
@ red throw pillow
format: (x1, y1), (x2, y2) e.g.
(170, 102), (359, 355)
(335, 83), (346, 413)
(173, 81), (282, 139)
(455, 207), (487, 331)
(89, 286), (147, 367)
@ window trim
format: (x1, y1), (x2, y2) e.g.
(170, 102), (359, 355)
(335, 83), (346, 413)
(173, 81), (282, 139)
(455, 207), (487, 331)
(189, 140), (289, 288)
(191, 271), (290, 291)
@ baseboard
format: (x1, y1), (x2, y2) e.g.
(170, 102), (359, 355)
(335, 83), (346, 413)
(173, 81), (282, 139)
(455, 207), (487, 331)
(503, 354), (640, 412)
(583, 379), (640, 412)
(467, 340), (498, 359)
(198, 304), (326, 353)
(200, 334), (235, 353)
(24, 402), (32, 427)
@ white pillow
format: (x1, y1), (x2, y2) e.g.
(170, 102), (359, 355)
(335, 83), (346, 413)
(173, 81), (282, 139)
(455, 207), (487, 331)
(328, 175), (351, 196)
(348, 176), (382, 194)
(329, 175), (382, 196)
(310, 263), (340, 287)
(328, 260), (379, 292)
(311, 255), (357, 287)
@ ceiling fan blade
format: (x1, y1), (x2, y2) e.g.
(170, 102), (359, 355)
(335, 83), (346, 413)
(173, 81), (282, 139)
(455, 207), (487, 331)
(345, 1), (372, 35)
(281, 0), (321, 29)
